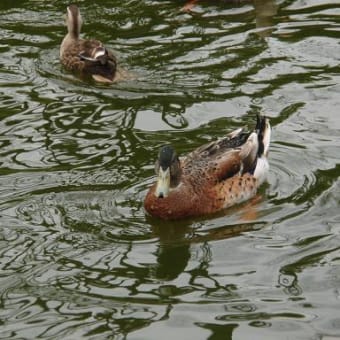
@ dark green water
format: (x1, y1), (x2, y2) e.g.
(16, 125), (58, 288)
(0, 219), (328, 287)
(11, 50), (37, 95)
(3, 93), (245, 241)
(0, 0), (339, 339)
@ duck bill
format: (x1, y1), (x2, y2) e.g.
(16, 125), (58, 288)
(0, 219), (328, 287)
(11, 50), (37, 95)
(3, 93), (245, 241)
(155, 167), (171, 198)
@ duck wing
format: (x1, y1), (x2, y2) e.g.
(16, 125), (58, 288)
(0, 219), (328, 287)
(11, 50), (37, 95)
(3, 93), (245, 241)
(182, 126), (260, 185)
(78, 40), (117, 81)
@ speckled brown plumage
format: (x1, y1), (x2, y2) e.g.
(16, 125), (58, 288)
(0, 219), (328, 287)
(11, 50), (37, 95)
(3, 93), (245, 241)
(60, 5), (117, 83)
(144, 115), (271, 220)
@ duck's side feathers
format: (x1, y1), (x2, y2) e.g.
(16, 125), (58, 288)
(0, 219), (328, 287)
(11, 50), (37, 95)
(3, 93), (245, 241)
(213, 173), (259, 210)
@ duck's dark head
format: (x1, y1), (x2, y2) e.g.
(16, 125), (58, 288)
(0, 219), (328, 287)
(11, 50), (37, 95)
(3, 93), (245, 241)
(154, 145), (181, 198)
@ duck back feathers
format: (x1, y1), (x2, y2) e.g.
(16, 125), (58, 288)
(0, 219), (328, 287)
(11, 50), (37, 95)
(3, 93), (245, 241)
(60, 5), (117, 83)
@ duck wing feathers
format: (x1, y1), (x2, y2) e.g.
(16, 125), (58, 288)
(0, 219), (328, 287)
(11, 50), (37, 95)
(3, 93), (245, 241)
(181, 127), (259, 186)
(61, 39), (117, 82)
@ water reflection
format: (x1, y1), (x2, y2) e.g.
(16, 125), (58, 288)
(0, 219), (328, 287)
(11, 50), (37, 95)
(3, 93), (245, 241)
(279, 271), (302, 296)
(150, 215), (264, 283)
(0, 0), (340, 338)
(182, 0), (278, 37)
(254, 0), (278, 36)
(197, 322), (238, 340)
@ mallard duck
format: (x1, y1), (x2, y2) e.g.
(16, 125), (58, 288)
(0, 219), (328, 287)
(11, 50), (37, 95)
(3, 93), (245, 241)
(144, 115), (271, 220)
(60, 4), (117, 83)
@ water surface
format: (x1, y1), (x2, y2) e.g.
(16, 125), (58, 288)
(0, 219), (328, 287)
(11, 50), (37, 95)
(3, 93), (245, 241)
(0, 0), (339, 339)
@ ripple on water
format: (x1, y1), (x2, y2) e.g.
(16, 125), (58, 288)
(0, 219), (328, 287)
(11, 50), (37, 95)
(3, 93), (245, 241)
(0, 1), (340, 339)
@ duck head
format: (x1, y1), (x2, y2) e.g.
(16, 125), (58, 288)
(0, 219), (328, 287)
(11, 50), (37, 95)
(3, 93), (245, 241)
(154, 145), (181, 198)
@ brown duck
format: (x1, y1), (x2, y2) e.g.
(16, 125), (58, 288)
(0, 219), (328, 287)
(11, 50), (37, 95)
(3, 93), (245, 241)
(60, 5), (117, 83)
(144, 115), (271, 220)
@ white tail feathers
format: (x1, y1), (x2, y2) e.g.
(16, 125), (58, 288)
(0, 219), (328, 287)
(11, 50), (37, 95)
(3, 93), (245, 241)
(262, 119), (271, 157)
(254, 156), (269, 185)
(254, 116), (271, 184)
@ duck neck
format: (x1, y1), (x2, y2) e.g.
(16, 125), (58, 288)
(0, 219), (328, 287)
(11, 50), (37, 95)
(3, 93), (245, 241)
(67, 8), (81, 40)
(67, 21), (80, 40)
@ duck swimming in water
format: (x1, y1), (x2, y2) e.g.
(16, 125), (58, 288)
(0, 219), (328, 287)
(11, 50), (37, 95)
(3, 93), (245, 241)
(144, 115), (271, 220)
(60, 5), (117, 83)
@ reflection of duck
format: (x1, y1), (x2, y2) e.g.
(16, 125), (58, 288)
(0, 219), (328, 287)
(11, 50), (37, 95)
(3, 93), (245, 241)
(60, 5), (117, 83)
(182, 0), (248, 12)
(182, 0), (278, 37)
(254, 0), (278, 37)
(144, 115), (271, 220)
